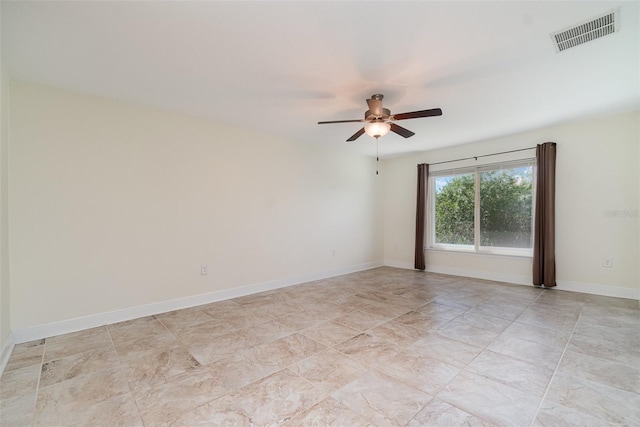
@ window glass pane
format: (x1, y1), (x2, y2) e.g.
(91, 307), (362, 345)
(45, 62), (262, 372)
(479, 165), (533, 248)
(434, 173), (475, 245)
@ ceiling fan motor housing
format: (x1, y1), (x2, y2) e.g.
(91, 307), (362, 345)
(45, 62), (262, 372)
(365, 108), (391, 121)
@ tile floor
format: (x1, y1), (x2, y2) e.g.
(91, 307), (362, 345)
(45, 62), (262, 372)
(1, 267), (639, 426)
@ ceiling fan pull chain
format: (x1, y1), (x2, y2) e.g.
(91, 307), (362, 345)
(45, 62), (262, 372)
(376, 136), (379, 175)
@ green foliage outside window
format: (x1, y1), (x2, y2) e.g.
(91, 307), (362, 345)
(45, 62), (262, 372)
(434, 167), (533, 248)
(435, 174), (475, 245)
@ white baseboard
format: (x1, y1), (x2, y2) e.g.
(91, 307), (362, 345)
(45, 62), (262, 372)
(0, 334), (15, 377)
(11, 260), (384, 344)
(384, 259), (640, 300)
(384, 259), (531, 285)
(384, 260), (414, 270)
(554, 279), (640, 300)
(426, 265), (532, 286)
(10, 259), (637, 345)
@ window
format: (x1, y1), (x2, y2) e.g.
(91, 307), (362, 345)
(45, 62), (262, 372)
(429, 159), (535, 256)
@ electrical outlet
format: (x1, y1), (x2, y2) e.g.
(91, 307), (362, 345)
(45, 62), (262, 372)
(201, 264), (209, 275)
(603, 258), (613, 268)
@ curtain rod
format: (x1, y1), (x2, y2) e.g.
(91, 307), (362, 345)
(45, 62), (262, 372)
(427, 147), (536, 166)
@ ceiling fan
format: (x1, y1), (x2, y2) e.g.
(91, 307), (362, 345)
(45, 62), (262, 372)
(318, 94), (442, 142)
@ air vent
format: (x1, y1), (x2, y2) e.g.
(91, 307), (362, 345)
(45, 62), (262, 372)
(551, 9), (619, 52)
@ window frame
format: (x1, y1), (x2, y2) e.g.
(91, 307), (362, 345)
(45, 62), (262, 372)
(427, 158), (536, 258)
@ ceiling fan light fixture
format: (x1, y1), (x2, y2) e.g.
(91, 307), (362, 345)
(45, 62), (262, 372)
(364, 121), (391, 138)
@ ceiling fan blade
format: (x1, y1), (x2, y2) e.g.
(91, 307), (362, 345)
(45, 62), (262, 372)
(318, 119), (366, 124)
(389, 123), (415, 138)
(366, 98), (383, 116)
(346, 128), (365, 142)
(392, 108), (442, 121)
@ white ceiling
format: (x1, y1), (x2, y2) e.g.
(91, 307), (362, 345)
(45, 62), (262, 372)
(2, 1), (639, 158)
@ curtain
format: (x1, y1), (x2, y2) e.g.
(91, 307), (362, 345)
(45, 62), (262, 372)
(533, 142), (557, 287)
(415, 163), (429, 270)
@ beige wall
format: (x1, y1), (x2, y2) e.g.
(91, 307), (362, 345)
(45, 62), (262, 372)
(8, 81), (384, 331)
(384, 111), (640, 298)
(1, 9), (12, 356)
